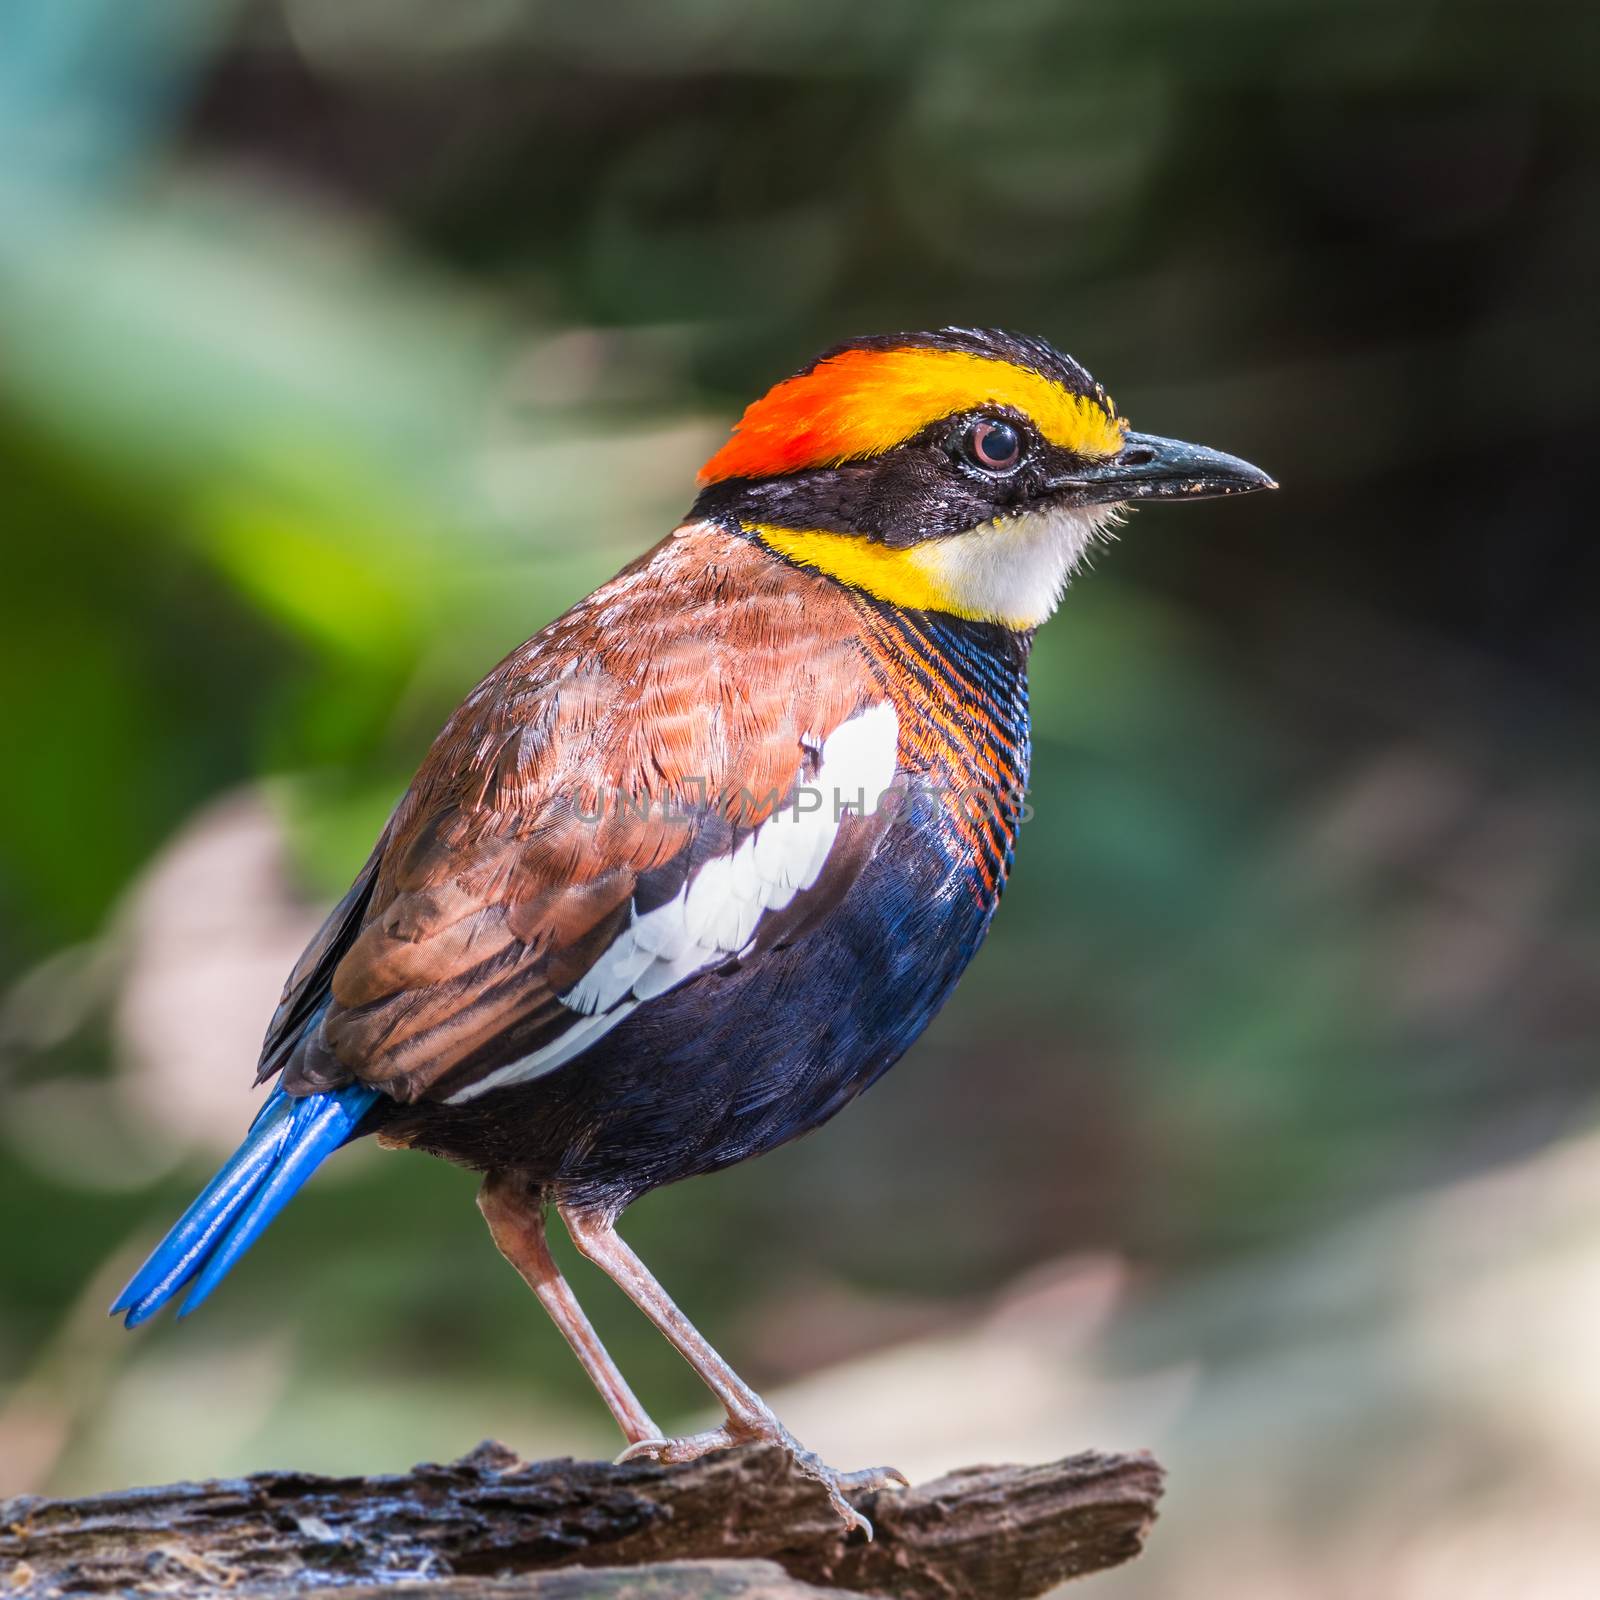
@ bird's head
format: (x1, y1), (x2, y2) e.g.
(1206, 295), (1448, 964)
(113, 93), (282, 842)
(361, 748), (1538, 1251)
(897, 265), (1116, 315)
(693, 328), (1274, 631)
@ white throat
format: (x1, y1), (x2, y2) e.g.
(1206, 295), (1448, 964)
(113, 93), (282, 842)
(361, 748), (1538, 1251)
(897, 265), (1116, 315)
(911, 503), (1122, 630)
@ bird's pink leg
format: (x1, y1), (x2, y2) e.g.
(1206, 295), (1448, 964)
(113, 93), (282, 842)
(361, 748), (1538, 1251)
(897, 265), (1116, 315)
(477, 1174), (661, 1449)
(558, 1203), (906, 1535)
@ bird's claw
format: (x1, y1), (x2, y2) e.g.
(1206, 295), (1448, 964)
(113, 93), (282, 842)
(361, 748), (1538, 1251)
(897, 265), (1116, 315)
(833, 1462), (910, 1491)
(616, 1425), (735, 1466)
(613, 1435), (673, 1465)
(785, 1445), (905, 1538)
(612, 1417), (904, 1537)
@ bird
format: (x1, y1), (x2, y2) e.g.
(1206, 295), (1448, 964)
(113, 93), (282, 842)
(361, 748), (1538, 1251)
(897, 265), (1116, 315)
(111, 327), (1274, 1532)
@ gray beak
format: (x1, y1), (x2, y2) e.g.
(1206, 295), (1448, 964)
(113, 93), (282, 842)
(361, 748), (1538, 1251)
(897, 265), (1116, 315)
(1056, 431), (1277, 505)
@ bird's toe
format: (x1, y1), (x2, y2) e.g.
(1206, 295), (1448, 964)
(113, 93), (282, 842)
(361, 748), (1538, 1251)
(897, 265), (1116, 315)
(617, 1423), (743, 1467)
(613, 1435), (672, 1465)
(833, 1462), (909, 1492)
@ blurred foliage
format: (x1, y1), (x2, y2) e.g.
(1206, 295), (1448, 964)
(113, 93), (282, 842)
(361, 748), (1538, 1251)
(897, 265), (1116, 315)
(1, 0), (1597, 1506)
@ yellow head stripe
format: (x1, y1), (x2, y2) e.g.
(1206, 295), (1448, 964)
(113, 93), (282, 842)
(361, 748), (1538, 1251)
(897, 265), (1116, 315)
(749, 512), (1098, 631)
(700, 348), (1125, 483)
(756, 524), (964, 614)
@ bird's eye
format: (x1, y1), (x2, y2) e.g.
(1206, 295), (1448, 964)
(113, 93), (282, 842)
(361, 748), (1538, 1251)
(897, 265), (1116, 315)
(962, 418), (1023, 473)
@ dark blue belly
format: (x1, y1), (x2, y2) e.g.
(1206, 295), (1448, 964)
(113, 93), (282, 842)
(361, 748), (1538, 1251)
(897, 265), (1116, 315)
(385, 611), (1033, 1208)
(388, 770), (1017, 1206)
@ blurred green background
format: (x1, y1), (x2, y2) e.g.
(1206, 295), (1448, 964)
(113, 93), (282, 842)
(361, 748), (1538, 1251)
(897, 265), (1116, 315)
(3, 3), (1599, 1593)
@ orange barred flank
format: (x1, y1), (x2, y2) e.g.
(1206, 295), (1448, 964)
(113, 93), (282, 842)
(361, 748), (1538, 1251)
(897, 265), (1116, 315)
(699, 346), (1125, 484)
(849, 600), (1029, 910)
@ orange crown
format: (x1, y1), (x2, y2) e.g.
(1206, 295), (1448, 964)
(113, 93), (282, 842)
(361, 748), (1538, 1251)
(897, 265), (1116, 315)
(699, 345), (1125, 485)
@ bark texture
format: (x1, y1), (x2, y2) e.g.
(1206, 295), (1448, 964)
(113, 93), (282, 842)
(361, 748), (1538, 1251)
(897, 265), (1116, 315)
(2, 1440), (1163, 1599)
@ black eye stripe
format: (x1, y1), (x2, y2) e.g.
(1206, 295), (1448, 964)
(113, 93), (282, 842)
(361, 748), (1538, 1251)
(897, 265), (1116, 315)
(692, 407), (1060, 544)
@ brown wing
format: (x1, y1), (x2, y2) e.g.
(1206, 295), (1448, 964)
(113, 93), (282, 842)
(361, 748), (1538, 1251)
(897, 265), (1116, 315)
(259, 525), (892, 1106)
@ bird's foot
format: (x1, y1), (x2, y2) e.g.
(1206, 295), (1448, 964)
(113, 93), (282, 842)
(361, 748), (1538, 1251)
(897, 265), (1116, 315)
(615, 1414), (906, 1537)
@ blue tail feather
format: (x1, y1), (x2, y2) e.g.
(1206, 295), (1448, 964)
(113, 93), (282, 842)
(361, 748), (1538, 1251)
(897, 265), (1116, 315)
(113, 1083), (378, 1328)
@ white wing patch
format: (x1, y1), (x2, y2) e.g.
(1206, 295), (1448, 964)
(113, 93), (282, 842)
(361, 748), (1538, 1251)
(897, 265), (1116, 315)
(446, 701), (899, 1103)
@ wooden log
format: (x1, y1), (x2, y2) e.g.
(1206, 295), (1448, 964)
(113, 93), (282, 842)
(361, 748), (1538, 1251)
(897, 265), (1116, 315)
(2, 1440), (1163, 1599)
